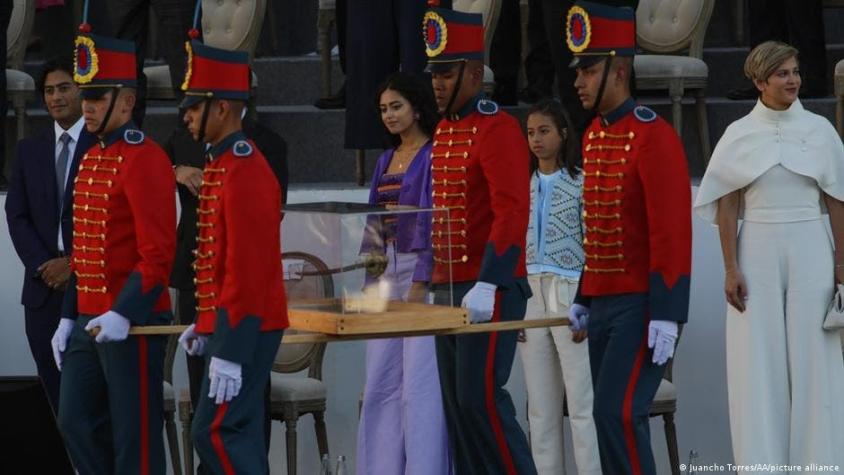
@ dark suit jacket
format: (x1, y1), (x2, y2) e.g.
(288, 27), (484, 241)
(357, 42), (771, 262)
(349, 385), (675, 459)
(5, 124), (97, 308)
(166, 117), (289, 290)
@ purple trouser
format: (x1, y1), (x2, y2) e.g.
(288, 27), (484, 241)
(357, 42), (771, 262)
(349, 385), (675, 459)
(356, 247), (451, 474)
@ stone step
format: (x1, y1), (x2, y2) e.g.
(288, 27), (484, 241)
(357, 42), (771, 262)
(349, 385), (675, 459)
(258, 0), (844, 53)
(703, 2), (844, 48)
(703, 44), (844, 95)
(12, 97), (837, 185)
(22, 55), (346, 108)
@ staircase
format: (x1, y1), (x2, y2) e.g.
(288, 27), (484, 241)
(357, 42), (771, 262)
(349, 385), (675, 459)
(14, 3), (844, 184)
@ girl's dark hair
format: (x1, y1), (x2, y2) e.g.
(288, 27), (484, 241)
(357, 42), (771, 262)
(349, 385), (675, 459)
(375, 72), (439, 148)
(526, 98), (581, 178)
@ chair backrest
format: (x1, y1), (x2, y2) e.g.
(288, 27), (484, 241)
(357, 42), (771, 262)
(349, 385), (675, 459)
(636, 0), (714, 59)
(452, 0), (501, 63)
(835, 60), (844, 97)
(273, 252), (333, 379)
(7, 0), (35, 69)
(201, 0), (266, 60)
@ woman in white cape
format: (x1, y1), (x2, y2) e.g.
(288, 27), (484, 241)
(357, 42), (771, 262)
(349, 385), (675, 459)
(694, 41), (844, 471)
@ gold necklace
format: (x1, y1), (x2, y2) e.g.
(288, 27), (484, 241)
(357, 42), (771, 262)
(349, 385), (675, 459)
(393, 140), (425, 170)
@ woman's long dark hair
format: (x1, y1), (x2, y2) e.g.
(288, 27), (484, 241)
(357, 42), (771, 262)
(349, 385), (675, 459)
(527, 99), (581, 178)
(375, 72), (439, 149)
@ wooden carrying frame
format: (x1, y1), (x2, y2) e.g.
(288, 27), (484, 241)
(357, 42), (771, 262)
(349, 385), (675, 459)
(110, 308), (569, 344)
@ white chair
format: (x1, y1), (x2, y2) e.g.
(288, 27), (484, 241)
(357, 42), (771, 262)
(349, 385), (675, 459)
(162, 331), (182, 475)
(270, 252), (332, 475)
(144, 0), (266, 101)
(6, 0), (36, 145)
(635, 0), (715, 165)
(835, 59), (843, 138)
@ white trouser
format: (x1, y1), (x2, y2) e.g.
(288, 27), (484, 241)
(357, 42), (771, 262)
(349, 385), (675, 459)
(728, 219), (844, 473)
(518, 273), (602, 475)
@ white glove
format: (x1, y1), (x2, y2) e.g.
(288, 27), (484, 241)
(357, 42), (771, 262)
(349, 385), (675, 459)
(84, 310), (131, 343)
(208, 356), (242, 404)
(461, 281), (497, 323)
(569, 303), (590, 332)
(51, 318), (75, 370)
(178, 324), (207, 356)
(648, 320), (678, 365)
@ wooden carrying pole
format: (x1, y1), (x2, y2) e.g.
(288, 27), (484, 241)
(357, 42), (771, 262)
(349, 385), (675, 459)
(93, 318), (569, 344)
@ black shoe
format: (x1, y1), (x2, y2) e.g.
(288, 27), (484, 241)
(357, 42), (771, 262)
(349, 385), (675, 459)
(726, 86), (758, 100)
(314, 84), (345, 109)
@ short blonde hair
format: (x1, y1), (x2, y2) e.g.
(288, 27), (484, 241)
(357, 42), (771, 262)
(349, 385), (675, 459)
(743, 41), (799, 82)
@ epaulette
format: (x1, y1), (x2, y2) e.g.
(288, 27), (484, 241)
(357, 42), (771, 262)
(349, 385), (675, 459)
(633, 105), (657, 123)
(477, 98), (499, 115)
(233, 140), (253, 157)
(124, 129), (145, 144)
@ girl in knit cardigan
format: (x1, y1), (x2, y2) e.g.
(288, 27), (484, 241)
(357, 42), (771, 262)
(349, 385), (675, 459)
(518, 99), (601, 475)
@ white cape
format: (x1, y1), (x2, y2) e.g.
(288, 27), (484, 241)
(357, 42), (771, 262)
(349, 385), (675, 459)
(694, 99), (844, 224)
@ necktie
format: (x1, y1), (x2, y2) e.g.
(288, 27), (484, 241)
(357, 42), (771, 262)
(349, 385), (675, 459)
(56, 132), (71, 212)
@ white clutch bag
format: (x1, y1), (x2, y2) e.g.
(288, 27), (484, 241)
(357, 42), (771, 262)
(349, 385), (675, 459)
(824, 283), (844, 331)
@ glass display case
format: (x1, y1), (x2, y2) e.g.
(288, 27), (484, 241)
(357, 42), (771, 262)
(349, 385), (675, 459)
(280, 202), (464, 335)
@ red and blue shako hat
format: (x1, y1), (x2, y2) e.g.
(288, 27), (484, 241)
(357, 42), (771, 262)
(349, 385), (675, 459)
(73, 2), (137, 98)
(180, 41), (250, 108)
(180, 1), (250, 109)
(566, 1), (636, 68)
(423, 7), (484, 72)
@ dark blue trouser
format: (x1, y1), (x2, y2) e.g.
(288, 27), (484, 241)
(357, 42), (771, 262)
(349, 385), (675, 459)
(434, 280), (537, 475)
(192, 330), (283, 475)
(588, 293), (666, 475)
(57, 315), (167, 475)
(24, 290), (64, 413)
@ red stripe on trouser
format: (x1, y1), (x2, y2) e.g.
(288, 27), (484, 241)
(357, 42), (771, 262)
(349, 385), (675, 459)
(138, 336), (149, 475)
(484, 291), (517, 475)
(622, 325), (650, 475)
(210, 402), (235, 475)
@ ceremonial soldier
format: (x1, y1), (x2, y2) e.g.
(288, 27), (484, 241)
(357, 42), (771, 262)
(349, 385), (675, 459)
(424, 8), (536, 474)
(565, 2), (692, 473)
(176, 27), (288, 475)
(50, 18), (177, 475)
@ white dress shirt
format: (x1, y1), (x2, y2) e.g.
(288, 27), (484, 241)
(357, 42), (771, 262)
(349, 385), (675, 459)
(55, 116), (85, 252)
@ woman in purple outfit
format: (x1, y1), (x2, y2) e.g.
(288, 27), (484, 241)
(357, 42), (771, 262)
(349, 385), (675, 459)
(356, 72), (451, 474)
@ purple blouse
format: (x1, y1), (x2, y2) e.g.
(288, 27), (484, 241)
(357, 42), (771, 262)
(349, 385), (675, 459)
(362, 142), (433, 282)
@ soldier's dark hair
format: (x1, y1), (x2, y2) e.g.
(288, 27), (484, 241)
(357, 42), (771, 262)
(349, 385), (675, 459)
(526, 98), (581, 178)
(38, 56), (76, 96)
(375, 72), (439, 149)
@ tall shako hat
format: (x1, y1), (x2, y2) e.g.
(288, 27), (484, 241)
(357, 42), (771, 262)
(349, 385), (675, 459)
(74, 0), (138, 99)
(566, 0), (635, 69)
(179, 0), (250, 109)
(423, 4), (486, 116)
(423, 7), (485, 73)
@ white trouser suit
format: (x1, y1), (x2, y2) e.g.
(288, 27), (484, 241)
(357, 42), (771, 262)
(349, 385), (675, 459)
(519, 273), (602, 475)
(727, 165), (844, 472)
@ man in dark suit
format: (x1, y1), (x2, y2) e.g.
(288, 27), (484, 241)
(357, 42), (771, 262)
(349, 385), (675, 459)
(165, 97), (288, 474)
(5, 57), (97, 412)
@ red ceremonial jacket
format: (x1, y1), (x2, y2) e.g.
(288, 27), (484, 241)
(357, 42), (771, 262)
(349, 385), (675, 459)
(193, 131), (288, 364)
(62, 122), (176, 324)
(575, 98), (692, 323)
(430, 95), (530, 287)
